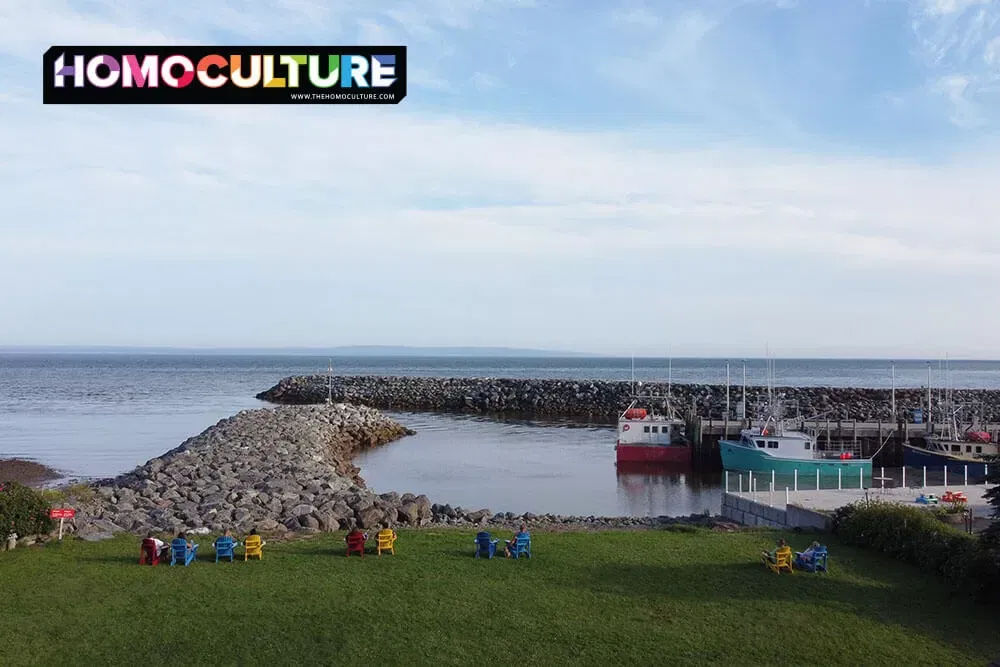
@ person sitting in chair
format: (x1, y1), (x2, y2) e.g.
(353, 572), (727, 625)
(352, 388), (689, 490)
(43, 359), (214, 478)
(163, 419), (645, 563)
(215, 528), (239, 550)
(761, 538), (787, 564)
(795, 541), (821, 568)
(346, 526), (368, 544)
(504, 523), (530, 558)
(247, 527), (266, 547)
(145, 532), (169, 558)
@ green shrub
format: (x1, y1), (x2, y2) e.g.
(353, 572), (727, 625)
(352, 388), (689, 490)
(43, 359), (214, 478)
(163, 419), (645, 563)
(0, 480), (54, 537)
(832, 498), (998, 603)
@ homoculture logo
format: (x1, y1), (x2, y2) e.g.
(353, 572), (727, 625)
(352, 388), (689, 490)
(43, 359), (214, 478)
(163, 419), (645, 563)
(42, 46), (407, 104)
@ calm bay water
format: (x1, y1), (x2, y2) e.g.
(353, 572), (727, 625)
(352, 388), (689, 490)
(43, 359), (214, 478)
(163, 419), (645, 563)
(2, 354), (998, 516)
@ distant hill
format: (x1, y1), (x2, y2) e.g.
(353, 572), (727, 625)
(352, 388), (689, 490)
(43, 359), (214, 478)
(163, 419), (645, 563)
(0, 345), (598, 358)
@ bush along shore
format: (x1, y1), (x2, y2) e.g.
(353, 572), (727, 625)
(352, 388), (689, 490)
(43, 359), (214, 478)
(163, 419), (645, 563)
(257, 375), (1000, 422)
(35, 404), (729, 542)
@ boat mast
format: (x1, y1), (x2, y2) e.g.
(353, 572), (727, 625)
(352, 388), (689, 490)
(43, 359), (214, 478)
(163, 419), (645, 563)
(741, 360), (747, 422)
(890, 360), (896, 423)
(667, 356), (672, 397)
(629, 353), (635, 398)
(725, 360), (730, 419)
(926, 362), (932, 433)
(327, 358), (333, 404)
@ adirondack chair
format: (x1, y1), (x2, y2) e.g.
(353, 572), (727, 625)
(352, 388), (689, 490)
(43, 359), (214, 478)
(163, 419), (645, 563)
(345, 531), (367, 557)
(170, 539), (198, 566)
(810, 546), (828, 573)
(506, 534), (531, 559)
(243, 535), (263, 561)
(376, 529), (397, 556)
(475, 531), (499, 559)
(764, 545), (793, 574)
(214, 536), (238, 563)
(139, 538), (159, 566)
(794, 545), (828, 573)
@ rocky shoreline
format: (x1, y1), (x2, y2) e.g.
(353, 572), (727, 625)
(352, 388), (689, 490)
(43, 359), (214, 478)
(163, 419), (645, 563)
(257, 375), (1000, 422)
(58, 403), (735, 542)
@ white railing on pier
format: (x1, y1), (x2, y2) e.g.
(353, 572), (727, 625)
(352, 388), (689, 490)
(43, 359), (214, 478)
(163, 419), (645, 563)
(723, 464), (992, 505)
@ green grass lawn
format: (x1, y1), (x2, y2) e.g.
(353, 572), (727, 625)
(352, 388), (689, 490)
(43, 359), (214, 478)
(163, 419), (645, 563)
(1, 527), (997, 666)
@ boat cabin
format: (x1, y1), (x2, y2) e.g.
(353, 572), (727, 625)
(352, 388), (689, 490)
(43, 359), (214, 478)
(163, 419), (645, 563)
(618, 402), (688, 445)
(735, 427), (818, 461)
(925, 436), (998, 458)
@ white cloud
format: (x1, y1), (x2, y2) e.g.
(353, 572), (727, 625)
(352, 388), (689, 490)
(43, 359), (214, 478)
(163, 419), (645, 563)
(910, 0), (1000, 126)
(2, 0), (1000, 355)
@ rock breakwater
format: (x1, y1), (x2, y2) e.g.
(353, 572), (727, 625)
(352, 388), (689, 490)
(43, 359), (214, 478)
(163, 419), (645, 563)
(68, 404), (421, 540)
(257, 375), (1000, 422)
(61, 403), (736, 541)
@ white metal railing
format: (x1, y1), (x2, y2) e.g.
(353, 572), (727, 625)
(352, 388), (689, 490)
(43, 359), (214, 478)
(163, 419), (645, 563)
(723, 464), (992, 507)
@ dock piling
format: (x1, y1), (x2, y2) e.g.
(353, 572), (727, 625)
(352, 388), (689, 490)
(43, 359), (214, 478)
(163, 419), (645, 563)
(923, 466), (927, 488)
(771, 469), (775, 492)
(902, 466), (906, 488)
(860, 467), (864, 490)
(768, 482), (773, 507)
(785, 486), (789, 506)
(793, 469), (798, 492)
(725, 471), (729, 493)
(816, 469), (820, 491)
(739, 474), (743, 494)
(838, 468), (842, 490)
(964, 465), (968, 487)
(944, 467), (948, 488)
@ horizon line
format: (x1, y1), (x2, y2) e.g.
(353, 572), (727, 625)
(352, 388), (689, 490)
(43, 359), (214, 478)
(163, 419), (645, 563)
(1, 344), (999, 362)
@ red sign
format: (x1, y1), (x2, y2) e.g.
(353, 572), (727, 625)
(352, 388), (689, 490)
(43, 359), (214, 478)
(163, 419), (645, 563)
(49, 508), (76, 519)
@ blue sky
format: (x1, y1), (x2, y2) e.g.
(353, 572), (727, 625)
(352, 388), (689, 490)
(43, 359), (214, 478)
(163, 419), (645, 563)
(1, 0), (999, 357)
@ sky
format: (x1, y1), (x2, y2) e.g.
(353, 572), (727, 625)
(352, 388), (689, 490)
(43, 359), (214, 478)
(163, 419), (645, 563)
(1, 0), (999, 358)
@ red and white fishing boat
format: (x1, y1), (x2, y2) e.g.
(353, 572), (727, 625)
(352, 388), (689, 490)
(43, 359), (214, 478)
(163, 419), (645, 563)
(615, 396), (691, 464)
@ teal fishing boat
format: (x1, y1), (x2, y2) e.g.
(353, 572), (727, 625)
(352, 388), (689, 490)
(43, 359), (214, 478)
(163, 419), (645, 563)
(720, 355), (873, 477)
(719, 418), (872, 477)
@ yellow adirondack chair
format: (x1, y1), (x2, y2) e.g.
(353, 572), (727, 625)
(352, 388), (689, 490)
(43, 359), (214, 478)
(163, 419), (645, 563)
(764, 545), (793, 574)
(244, 534), (263, 561)
(376, 529), (397, 556)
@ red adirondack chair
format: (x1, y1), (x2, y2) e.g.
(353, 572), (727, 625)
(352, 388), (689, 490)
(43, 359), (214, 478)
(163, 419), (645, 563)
(345, 531), (367, 557)
(139, 538), (159, 565)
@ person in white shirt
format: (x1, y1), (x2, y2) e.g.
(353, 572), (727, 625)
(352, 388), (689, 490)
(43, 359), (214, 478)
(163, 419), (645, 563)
(145, 532), (169, 558)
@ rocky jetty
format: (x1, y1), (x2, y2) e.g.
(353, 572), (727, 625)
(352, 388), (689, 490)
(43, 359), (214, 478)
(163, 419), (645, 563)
(257, 375), (1000, 422)
(68, 404), (420, 540)
(61, 403), (735, 541)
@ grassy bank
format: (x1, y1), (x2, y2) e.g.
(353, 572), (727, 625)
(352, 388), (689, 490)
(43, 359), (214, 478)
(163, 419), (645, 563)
(1, 528), (998, 666)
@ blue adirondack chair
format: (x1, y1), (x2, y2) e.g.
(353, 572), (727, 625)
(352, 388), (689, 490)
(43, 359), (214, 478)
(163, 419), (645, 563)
(474, 531), (499, 559)
(170, 539), (198, 566)
(507, 534), (531, 559)
(214, 536), (237, 563)
(811, 546), (828, 573)
(795, 545), (828, 573)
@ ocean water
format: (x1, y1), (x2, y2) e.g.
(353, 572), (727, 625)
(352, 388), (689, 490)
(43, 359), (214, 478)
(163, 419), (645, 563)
(2, 354), (998, 516)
